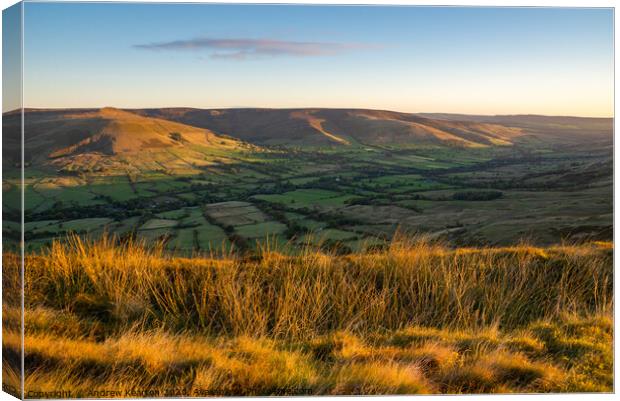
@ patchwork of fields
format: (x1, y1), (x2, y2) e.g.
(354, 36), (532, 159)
(3, 137), (612, 254)
(1, 109), (612, 255)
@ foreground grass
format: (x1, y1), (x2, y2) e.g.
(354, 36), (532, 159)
(2, 236), (613, 396)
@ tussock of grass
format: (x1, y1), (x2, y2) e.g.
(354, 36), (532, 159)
(392, 342), (459, 371)
(309, 332), (372, 362)
(1, 236), (613, 396)
(331, 362), (431, 395)
(194, 337), (319, 395)
(529, 315), (613, 391)
(437, 349), (563, 393)
(440, 363), (498, 393)
(481, 351), (563, 389)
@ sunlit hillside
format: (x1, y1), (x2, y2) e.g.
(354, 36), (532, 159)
(134, 108), (527, 147)
(3, 108), (258, 177)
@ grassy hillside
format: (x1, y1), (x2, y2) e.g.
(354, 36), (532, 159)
(3, 236), (613, 396)
(419, 113), (613, 140)
(3, 108), (257, 175)
(132, 108), (527, 147)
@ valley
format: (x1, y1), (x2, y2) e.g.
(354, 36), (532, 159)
(2, 108), (613, 254)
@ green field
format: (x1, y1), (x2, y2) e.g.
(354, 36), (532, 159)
(236, 221), (287, 239)
(8, 134), (611, 254)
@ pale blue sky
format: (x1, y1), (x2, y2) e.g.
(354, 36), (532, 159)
(3, 3), (21, 113)
(15, 3), (614, 116)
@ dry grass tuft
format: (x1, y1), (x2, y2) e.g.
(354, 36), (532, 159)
(192, 337), (319, 396)
(440, 364), (498, 393)
(331, 362), (431, 395)
(481, 351), (564, 391)
(395, 342), (460, 372)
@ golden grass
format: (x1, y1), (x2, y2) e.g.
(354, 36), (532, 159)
(4, 313), (612, 397)
(331, 362), (431, 394)
(1, 235), (613, 396)
(23, 235), (613, 336)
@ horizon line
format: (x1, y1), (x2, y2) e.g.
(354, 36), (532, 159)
(3, 106), (613, 119)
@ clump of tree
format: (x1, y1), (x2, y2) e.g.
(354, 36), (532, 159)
(169, 132), (184, 142)
(284, 221), (309, 239)
(452, 190), (503, 201)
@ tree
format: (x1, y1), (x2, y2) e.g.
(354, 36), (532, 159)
(169, 132), (183, 142)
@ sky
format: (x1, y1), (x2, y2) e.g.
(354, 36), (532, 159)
(3, 3), (21, 113)
(9, 3), (614, 116)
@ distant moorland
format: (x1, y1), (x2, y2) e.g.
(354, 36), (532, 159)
(2, 107), (612, 253)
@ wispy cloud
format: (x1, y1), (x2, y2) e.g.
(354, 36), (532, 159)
(133, 37), (370, 60)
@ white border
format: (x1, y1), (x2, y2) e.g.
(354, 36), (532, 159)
(0, 1), (616, 401)
(9, 0), (618, 6)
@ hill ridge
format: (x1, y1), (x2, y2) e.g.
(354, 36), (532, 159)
(131, 107), (532, 148)
(3, 108), (257, 175)
(4, 107), (612, 174)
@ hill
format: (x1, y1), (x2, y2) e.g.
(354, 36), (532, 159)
(132, 108), (529, 148)
(418, 113), (613, 144)
(7, 109), (612, 165)
(3, 108), (256, 175)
